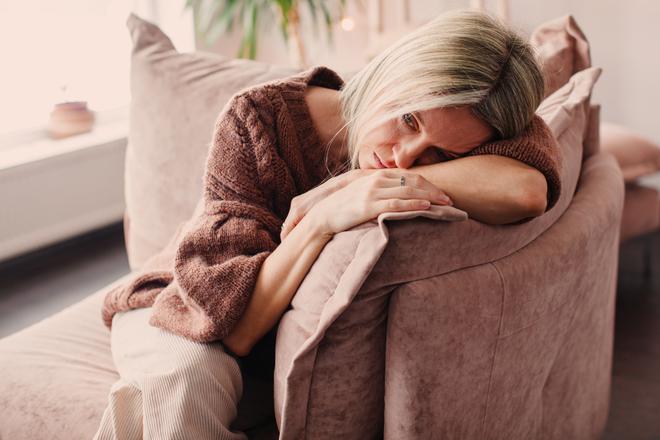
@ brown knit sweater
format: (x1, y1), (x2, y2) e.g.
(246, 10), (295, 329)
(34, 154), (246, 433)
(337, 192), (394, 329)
(101, 65), (562, 343)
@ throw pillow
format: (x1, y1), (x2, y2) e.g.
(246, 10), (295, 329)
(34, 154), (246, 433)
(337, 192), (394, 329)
(123, 13), (298, 270)
(530, 15), (591, 99)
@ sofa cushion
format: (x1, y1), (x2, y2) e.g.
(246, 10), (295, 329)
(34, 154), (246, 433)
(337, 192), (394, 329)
(273, 67), (603, 439)
(0, 276), (126, 440)
(123, 13), (298, 270)
(0, 272), (282, 440)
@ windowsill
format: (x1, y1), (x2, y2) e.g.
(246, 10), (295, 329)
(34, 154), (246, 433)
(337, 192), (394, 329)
(0, 106), (129, 171)
(0, 105), (129, 263)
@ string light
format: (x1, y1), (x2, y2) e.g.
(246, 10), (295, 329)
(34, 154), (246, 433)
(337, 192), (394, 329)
(340, 16), (355, 31)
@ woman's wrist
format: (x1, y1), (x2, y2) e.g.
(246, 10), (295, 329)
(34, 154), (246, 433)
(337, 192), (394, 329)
(341, 168), (367, 188)
(300, 208), (335, 241)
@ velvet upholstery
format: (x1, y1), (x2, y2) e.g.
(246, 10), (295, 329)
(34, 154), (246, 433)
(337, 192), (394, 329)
(530, 14), (591, 99)
(384, 152), (622, 438)
(0, 276), (127, 440)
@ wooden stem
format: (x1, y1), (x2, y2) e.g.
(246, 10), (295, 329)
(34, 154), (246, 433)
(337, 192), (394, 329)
(287, 4), (308, 69)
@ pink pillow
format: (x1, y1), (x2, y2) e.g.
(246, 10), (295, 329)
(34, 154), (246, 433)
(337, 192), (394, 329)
(530, 15), (591, 98)
(600, 122), (660, 182)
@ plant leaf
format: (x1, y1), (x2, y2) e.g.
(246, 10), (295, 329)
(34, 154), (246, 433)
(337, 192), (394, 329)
(320, 0), (334, 45)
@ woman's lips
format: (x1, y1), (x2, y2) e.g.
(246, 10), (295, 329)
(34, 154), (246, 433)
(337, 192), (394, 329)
(373, 152), (387, 169)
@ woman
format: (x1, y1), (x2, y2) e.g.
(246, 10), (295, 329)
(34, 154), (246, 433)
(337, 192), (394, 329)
(95, 9), (560, 439)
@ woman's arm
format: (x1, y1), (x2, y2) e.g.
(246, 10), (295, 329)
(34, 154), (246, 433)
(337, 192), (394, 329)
(409, 154), (548, 224)
(222, 214), (332, 357)
(222, 169), (451, 356)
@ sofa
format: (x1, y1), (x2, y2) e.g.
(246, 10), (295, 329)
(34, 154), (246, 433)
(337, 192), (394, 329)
(0, 13), (625, 440)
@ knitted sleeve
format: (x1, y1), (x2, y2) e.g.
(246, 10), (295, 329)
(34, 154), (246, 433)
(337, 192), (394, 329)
(147, 93), (282, 343)
(465, 114), (562, 212)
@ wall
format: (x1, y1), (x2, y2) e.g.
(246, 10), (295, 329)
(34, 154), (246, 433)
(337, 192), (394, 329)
(197, 0), (660, 142)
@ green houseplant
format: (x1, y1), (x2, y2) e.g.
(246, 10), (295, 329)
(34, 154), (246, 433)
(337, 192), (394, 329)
(184, 0), (347, 68)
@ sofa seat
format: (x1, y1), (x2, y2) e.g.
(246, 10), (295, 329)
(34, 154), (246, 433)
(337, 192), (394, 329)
(0, 276), (125, 439)
(0, 273), (278, 439)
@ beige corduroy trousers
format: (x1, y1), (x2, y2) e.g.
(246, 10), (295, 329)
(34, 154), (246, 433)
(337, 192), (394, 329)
(93, 307), (247, 440)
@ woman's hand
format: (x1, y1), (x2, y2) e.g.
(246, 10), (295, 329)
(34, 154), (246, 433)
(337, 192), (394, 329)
(306, 169), (453, 238)
(280, 168), (368, 241)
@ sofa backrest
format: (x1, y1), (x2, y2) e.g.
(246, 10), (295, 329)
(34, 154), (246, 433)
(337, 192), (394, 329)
(382, 150), (623, 439)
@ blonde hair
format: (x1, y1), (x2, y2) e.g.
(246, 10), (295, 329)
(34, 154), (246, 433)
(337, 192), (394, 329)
(332, 9), (545, 171)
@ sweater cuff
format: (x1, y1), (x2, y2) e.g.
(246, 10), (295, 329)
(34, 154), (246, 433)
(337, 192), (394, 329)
(466, 115), (562, 212)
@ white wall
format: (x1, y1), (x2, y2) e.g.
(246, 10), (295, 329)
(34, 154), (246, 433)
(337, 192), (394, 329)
(508, 0), (660, 144)
(198, 0), (660, 142)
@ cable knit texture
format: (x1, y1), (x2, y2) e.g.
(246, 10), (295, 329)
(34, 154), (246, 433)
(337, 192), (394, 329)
(101, 65), (562, 343)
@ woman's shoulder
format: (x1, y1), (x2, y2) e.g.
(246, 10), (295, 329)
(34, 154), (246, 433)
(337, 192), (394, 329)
(225, 66), (344, 108)
(210, 86), (281, 145)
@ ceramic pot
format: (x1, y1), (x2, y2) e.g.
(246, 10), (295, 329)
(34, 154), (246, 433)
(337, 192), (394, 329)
(48, 101), (95, 139)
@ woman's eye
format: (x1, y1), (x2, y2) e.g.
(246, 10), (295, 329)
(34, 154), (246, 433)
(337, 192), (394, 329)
(402, 113), (417, 130)
(434, 148), (455, 161)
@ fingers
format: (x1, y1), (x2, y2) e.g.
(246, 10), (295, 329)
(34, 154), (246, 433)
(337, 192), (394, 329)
(377, 185), (452, 205)
(280, 217), (298, 241)
(279, 224), (289, 241)
(374, 198), (432, 212)
(369, 171), (453, 205)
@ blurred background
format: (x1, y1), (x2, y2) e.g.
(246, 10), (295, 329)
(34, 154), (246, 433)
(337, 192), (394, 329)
(1, 0), (659, 140)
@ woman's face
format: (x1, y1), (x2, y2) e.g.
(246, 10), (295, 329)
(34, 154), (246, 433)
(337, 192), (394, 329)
(357, 106), (495, 169)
